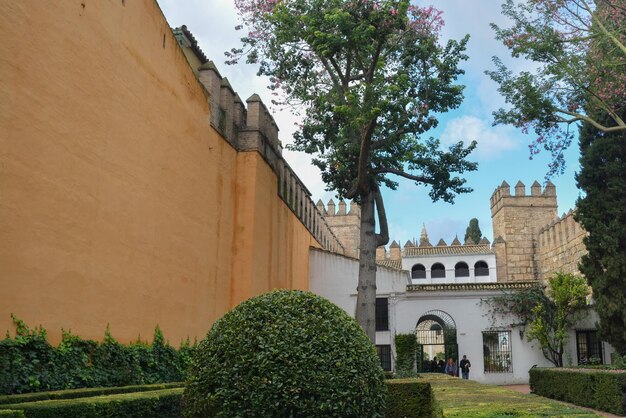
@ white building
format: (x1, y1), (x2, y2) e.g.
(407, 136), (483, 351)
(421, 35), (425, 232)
(309, 247), (613, 385)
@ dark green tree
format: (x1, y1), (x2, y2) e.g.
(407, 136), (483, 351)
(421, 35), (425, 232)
(575, 110), (626, 356)
(229, 0), (477, 340)
(464, 218), (482, 244)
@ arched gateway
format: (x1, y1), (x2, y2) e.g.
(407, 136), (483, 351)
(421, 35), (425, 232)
(415, 310), (458, 372)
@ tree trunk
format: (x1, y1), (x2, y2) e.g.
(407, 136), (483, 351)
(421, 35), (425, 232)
(355, 190), (378, 342)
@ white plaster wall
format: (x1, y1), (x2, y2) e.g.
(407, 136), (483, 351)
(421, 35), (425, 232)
(402, 253), (497, 284)
(308, 248), (614, 385)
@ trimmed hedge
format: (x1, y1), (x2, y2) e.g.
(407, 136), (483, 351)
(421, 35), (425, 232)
(0, 316), (195, 394)
(184, 290), (387, 417)
(0, 382), (183, 405)
(529, 367), (626, 416)
(386, 379), (442, 418)
(1, 380), (438, 418)
(0, 388), (183, 418)
(0, 411), (24, 418)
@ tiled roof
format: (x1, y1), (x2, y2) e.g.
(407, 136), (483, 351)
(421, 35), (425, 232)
(407, 281), (538, 292)
(172, 25), (208, 64)
(376, 259), (403, 270)
(404, 244), (493, 256)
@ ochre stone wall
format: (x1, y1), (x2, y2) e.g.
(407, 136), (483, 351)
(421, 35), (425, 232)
(535, 211), (587, 281)
(490, 181), (558, 281)
(0, 0), (322, 345)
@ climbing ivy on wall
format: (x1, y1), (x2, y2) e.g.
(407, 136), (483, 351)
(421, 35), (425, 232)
(0, 315), (196, 395)
(394, 333), (417, 377)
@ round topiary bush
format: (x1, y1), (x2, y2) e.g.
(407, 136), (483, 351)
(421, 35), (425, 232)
(183, 290), (386, 417)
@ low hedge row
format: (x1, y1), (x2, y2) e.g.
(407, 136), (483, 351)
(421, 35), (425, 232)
(0, 379), (438, 417)
(529, 367), (626, 416)
(0, 388), (183, 418)
(0, 411), (25, 418)
(0, 316), (195, 394)
(0, 382), (183, 405)
(386, 379), (442, 418)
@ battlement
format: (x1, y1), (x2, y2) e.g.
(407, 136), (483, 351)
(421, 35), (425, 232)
(535, 208), (587, 280)
(537, 209), (582, 249)
(490, 180), (557, 217)
(316, 199), (361, 218)
(173, 26), (344, 255)
(317, 199), (361, 258)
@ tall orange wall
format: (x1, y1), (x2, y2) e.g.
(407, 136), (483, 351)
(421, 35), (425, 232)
(0, 0), (317, 345)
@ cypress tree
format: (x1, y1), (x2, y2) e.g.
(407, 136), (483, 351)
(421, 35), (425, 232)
(464, 218), (482, 244)
(575, 112), (626, 356)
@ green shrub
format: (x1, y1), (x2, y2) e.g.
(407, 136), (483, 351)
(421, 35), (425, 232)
(0, 316), (196, 395)
(0, 382), (183, 405)
(0, 411), (24, 418)
(386, 379), (441, 418)
(183, 290), (387, 417)
(0, 388), (183, 418)
(530, 367), (626, 415)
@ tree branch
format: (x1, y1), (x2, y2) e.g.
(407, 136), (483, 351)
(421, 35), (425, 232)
(374, 167), (435, 184)
(374, 185), (389, 247)
(556, 109), (626, 132)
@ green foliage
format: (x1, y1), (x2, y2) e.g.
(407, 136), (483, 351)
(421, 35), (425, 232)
(0, 388), (183, 418)
(183, 290), (387, 417)
(529, 367), (626, 416)
(487, 0), (626, 177)
(482, 272), (588, 366)
(385, 379), (442, 418)
(464, 218), (482, 244)
(0, 411), (24, 418)
(394, 334), (417, 377)
(0, 316), (196, 395)
(576, 111), (626, 356)
(233, 0), (476, 344)
(0, 383), (183, 406)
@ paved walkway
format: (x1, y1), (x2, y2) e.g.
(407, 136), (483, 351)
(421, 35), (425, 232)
(503, 385), (622, 418)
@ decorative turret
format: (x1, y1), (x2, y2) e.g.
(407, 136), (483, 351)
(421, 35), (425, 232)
(451, 236), (462, 246)
(436, 239), (447, 247)
(419, 224), (432, 247)
(389, 240), (401, 260)
(515, 180), (525, 196)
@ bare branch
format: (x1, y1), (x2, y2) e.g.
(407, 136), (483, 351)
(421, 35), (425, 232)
(374, 167), (435, 184)
(374, 185), (389, 247)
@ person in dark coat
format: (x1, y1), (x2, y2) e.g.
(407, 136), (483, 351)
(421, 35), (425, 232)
(459, 354), (471, 379)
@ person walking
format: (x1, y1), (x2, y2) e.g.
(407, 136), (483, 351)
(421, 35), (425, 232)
(460, 355), (471, 379)
(444, 357), (458, 377)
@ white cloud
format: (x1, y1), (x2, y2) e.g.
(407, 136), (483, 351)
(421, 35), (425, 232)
(440, 116), (519, 160)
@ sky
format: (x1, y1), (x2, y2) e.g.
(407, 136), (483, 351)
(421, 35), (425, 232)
(157, 0), (582, 246)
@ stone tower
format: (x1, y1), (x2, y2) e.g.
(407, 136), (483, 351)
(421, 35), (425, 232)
(490, 180), (558, 281)
(319, 199), (361, 258)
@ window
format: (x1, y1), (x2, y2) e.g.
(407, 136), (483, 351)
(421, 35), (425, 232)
(431, 263), (446, 278)
(475, 261), (489, 276)
(483, 331), (512, 373)
(377, 345), (392, 371)
(375, 298), (389, 331)
(411, 264), (426, 279)
(455, 262), (469, 277)
(576, 330), (603, 365)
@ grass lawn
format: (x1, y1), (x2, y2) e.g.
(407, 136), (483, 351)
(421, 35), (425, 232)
(418, 374), (601, 417)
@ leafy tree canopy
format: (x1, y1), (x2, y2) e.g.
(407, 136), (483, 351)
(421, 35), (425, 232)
(487, 0), (626, 177)
(229, 0), (477, 340)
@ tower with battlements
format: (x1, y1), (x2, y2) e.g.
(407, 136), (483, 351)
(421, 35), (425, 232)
(317, 199), (361, 258)
(490, 180), (558, 282)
